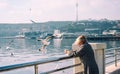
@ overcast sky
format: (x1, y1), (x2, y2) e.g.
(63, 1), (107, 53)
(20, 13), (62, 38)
(0, 0), (120, 23)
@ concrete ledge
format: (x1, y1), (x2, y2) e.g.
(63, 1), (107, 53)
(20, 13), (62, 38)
(90, 43), (106, 50)
(90, 43), (106, 74)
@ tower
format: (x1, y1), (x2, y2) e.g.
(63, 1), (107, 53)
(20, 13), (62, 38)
(76, 0), (79, 24)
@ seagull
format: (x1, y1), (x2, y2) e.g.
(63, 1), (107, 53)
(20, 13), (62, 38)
(6, 40), (14, 50)
(6, 40), (14, 56)
(6, 46), (11, 50)
(37, 36), (54, 53)
(8, 40), (14, 45)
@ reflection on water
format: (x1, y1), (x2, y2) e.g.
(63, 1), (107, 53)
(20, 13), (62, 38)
(15, 39), (26, 49)
(107, 41), (118, 48)
(53, 39), (62, 48)
(0, 39), (120, 55)
(0, 38), (120, 54)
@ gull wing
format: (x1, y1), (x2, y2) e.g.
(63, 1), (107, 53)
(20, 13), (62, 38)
(45, 36), (54, 41)
(37, 38), (43, 41)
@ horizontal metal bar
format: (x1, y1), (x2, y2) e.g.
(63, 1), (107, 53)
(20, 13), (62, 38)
(0, 55), (73, 72)
(117, 58), (120, 61)
(105, 53), (120, 59)
(106, 58), (120, 65)
(105, 55), (115, 59)
(105, 52), (120, 57)
(105, 52), (114, 55)
(105, 47), (120, 52)
(41, 63), (81, 74)
(106, 60), (116, 65)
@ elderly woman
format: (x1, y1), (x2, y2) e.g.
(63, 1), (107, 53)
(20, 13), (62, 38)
(64, 35), (99, 74)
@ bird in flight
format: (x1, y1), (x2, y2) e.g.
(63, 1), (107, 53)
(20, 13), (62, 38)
(37, 36), (54, 53)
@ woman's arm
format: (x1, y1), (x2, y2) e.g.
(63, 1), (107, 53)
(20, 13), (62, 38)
(68, 45), (87, 57)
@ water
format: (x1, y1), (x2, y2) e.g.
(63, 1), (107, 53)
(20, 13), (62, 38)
(0, 24), (120, 74)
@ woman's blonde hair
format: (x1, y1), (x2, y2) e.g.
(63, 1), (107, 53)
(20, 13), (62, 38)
(74, 35), (87, 45)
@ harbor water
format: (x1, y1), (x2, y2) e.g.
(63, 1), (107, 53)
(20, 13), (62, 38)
(0, 24), (120, 74)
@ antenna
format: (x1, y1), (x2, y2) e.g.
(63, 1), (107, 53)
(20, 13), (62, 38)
(76, 0), (79, 24)
(29, 8), (32, 22)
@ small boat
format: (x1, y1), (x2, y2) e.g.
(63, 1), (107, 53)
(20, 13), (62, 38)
(15, 34), (25, 39)
(24, 31), (52, 39)
(53, 30), (63, 39)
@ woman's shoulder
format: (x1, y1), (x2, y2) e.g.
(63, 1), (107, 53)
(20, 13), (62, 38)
(83, 42), (91, 47)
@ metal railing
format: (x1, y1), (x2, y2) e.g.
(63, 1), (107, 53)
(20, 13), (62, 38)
(1, 47), (120, 74)
(0, 55), (81, 74)
(105, 47), (120, 66)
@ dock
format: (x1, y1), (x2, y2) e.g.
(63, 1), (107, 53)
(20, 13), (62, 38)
(87, 36), (120, 41)
(63, 35), (120, 41)
(106, 62), (120, 74)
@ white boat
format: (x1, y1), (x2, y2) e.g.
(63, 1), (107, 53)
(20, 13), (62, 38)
(53, 30), (63, 39)
(15, 34), (25, 38)
(15, 31), (25, 38)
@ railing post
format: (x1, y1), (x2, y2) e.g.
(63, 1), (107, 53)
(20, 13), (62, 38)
(90, 43), (106, 74)
(114, 49), (117, 67)
(72, 44), (84, 74)
(73, 57), (84, 74)
(34, 65), (38, 74)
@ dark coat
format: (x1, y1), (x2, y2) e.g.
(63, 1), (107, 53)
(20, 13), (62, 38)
(70, 42), (99, 74)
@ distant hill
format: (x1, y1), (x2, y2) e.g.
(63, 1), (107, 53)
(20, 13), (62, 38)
(0, 19), (119, 36)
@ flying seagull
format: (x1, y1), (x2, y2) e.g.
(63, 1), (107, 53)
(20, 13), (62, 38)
(38, 36), (54, 53)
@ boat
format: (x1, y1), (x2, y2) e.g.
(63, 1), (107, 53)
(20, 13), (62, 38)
(23, 29), (63, 39)
(24, 31), (49, 39)
(15, 34), (25, 39)
(15, 31), (25, 39)
(53, 30), (63, 39)
(103, 28), (120, 36)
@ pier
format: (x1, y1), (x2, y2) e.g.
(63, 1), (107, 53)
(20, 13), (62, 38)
(0, 43), (120, 74)
(63, 34), (120, 41)
(87, 36), (120, 41)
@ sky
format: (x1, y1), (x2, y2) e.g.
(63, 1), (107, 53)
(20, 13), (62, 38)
(0, 0), (120, 23)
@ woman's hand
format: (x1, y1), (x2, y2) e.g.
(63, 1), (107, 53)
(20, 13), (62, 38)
(64, 49), (70, 54)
